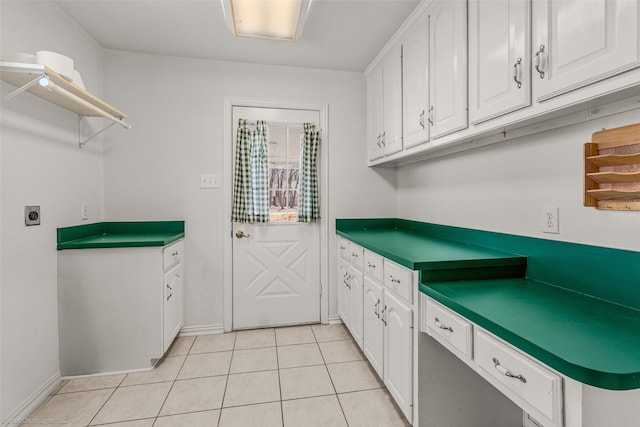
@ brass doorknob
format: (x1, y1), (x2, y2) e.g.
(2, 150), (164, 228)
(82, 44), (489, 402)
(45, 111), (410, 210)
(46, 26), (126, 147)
(235, 230), (250, 239)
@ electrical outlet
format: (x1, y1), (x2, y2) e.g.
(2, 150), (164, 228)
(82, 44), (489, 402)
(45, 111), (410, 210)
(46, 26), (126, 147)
(542, 206), (559, 234)
(25, 205), (41, 226)
(81, 202), (89, 220)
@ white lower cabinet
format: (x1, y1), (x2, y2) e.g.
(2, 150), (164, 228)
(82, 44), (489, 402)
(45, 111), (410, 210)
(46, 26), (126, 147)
(337, 256), (364, 349)
(421, 294), (563, 427)
(347, 264), (364, 349)
(58, 239), (184, 376)
(382, 290), (414, 419)
(362, 265), (414, 422)
(338, 240), (414, 423)
(337, 257), (351, 324)
(363, 276), (384, 376)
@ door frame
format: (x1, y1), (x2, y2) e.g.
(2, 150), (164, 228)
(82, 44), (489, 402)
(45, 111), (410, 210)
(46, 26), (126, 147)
(223, 97), (329, 332)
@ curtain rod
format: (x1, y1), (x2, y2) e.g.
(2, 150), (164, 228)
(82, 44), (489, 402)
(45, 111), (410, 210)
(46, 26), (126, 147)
(242, 120), (317, 128)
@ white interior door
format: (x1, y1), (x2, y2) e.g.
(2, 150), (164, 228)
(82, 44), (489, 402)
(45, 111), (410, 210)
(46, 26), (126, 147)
(232, 106), (321, 329)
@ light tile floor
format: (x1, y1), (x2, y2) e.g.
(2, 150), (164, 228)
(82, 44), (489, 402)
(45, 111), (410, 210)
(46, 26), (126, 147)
(23, 324), (410, 426)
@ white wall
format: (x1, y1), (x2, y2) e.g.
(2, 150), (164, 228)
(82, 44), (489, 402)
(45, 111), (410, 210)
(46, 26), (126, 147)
(397, 108), (640, 252)
(101, 50), (397, 330)
(0, 0), (105, 420)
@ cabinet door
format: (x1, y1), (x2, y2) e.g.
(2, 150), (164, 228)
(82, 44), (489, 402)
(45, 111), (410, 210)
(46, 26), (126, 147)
(469, 0), (531, 124)
(383, 291), (413, 421)
(403, 19), (429, 148)
(429, 0), (468, 139)
(532, 0), (640, 102)
(382, 45), (403, 155)
(163, 266), (182, 352)
(366, 66), (384, 161)
(337, 257), (351, 326)
(347, 264), (364, 349)
(363, 276), (384, 377)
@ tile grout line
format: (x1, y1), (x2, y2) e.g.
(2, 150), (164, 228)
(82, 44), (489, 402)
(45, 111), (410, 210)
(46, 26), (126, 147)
(217, 331), (238, 426)
(151, 346), (192, 426)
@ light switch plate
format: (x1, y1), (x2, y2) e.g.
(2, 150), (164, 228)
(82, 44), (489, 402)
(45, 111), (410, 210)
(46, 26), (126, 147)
(200, 174), (220, 189)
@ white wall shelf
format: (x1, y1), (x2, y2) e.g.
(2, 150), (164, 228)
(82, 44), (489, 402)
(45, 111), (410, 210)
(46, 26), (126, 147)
(1, 61), (130, 147)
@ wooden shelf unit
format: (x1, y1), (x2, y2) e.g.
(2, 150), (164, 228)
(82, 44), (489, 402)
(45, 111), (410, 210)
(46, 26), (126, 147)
(1, 62), (126, 118)
(584, 123), (640, 211)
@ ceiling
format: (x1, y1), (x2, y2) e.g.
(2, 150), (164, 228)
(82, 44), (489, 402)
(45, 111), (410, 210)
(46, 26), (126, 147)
(54, 0), (420, 73)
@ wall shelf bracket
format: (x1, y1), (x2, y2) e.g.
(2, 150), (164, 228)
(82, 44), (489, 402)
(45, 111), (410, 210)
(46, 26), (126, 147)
(78, 116), (119, 148)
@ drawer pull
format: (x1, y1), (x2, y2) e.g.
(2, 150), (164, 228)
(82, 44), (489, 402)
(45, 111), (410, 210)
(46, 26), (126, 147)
(367, 262), (376, 268)
(351, 252), (359, 258)
(172, 251), (179, 256)
(374, 299), (380, 318)
(434, 317), (453, 332)
(389, 275), (401, 283)
(492, 357), (527, 383)
(381, 305), (387, 326)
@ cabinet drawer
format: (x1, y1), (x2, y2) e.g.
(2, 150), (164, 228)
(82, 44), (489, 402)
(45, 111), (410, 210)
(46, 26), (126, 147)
(364, 250), (383, 282)
(424, 297), (472, 360)
(337, 236), (350, 261)
(383, 259), (412, 303)
(349, 242), (364, 270)
(475, 329), (562, 424)
(163, 240), (183, 272)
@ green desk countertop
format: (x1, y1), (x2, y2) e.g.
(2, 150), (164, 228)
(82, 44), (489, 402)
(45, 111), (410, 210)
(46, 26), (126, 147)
(57, 221), (184, 250)
(421, 279), (640, 390)
(337, 228), (526, 272)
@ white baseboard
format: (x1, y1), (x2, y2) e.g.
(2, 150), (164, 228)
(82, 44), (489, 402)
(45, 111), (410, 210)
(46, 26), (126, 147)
(2, 372), (60, 426)
(328, 315), (343, 325)
(179, 324), (225, 336)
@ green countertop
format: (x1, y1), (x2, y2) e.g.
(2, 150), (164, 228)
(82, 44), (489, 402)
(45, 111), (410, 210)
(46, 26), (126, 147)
(57, 221), (184, 250)
(336, 228), (526, 273)
(421, 279), (640, 390)
(336, 218), (640, 390)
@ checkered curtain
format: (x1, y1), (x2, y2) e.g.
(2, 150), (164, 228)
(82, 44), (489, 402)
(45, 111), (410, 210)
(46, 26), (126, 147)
(298, 123), (320, 222)
(232, 119), (255, 222)
(251, 120), (270, 223)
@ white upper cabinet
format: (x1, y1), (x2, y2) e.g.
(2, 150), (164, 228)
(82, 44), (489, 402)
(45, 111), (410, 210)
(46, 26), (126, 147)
(402, 19), (430, 148)
(366, 65), (384, 161)
(428, 0), (468, 139)
(382, 45), (404, 155)
(532, 0), (640, 102)
(469, 0), (532, 124)
(366, 44), (403, 160)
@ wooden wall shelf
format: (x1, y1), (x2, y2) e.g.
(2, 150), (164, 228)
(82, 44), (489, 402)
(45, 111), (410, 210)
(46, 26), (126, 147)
(584, 124), (640, 211)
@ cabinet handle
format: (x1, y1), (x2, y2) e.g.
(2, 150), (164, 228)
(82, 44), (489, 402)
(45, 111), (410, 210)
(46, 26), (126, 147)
(167, 293), (172, 301)
(381, 132), (386, 146)
(419, 110), (425, 129)
(380, 305), (387, 325)
(374, 299), (380, 318)
(376, 134), (382, 148)
(367, 262), (376, 269)
(428, 106), (434, 126)
(340, 245), (346, 250)
(389, 275), (401, 284)
(512, 57), (522, 89)
(434, 317), (453, 332)
(351, 252), (358, 258)
(492, 357), (527, 383)
(167, 283), (172, 291)
(534, 44), (545, 79)
(172, 251), (179, 256)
